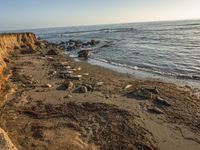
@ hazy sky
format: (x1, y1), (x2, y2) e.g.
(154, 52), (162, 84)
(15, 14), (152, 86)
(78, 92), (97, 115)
(0, 0), (200, 31)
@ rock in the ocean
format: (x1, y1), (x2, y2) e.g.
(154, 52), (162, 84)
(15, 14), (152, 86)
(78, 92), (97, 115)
(90, 40), (97, 46)
(78, 49), (91, 58)
(154, 97), (171, 107)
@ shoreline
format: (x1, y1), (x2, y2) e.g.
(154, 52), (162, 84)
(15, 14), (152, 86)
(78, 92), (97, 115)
(71, 55), (200, 89)
(0, 33), (200, 150)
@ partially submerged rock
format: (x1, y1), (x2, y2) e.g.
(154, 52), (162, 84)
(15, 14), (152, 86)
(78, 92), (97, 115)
(78, 49), (91, 58)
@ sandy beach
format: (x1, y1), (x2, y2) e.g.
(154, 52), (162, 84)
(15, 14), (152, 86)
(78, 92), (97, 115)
(0, 33), (200, 150)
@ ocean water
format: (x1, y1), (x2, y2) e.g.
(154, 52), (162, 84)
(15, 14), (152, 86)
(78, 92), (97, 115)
(24, 20), (200, 86)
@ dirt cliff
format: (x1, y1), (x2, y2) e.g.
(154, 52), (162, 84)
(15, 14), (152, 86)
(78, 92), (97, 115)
(0, 33), (36, 150)
(0, 33), (36, 91)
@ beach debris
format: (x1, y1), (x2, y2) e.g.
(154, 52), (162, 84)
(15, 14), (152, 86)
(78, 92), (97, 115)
(49, 70), (57, 77)
(154, 97), (171, 107)
(124, 84), (132, 90)
(66, 65), (71, 69)
(47, 56), (54, 61)
(59, 70), (74, 75)
(83, 73), (89, 76)
(77, 67), (82, 71)
(46, 49), (59, 55)
(64, 94), (73, 99)
(78, 49), (91, 58)
(95, 82), (104, 86)
(42, 84), (52, 88)
(66, 71), (74, 74)
(61, 62), (69, 66)
(68, 68), (78, 71)
(148, 106), (164, 114)
(66, 74), (82, 80)
(65, 81), (74, 90)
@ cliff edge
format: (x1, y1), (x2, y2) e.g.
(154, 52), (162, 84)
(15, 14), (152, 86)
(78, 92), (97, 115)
(0, 33), (37, 150)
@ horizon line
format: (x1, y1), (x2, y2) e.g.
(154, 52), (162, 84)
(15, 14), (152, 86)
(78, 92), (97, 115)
(1, 17), (200, 33)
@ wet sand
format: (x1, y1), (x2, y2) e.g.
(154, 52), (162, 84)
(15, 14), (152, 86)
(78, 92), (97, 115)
(0, 39), (200, 150)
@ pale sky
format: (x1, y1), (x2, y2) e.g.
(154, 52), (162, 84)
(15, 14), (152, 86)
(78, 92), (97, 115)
(0, 0), (200, 31)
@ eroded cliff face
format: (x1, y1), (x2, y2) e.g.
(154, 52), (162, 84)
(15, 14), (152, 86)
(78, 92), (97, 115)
(0, 33), (37, 150)
(0, 33), (36, 73)
(0, 33), (36, 88)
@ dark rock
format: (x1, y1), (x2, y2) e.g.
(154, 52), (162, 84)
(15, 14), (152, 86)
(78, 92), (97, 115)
(21, 48), (36, 54)
(154, 97), (171, 107)
(78, 49), (91, 58)
(100, 44), (110, 48)
(83, 42), (90, 46)
(60, 41), (65, 45)
(3, 58), (10, 63)
(46, 49), (59, 55)
(84, 84), (94, 91)
(79, 86), (88, 93)
(146, 87), (159, 94)
(90, 40), (97, 46)
(129, 88), (153, 100)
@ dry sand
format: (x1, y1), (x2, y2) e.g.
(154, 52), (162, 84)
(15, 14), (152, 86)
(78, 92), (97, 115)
(0, 40), (200, 150)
